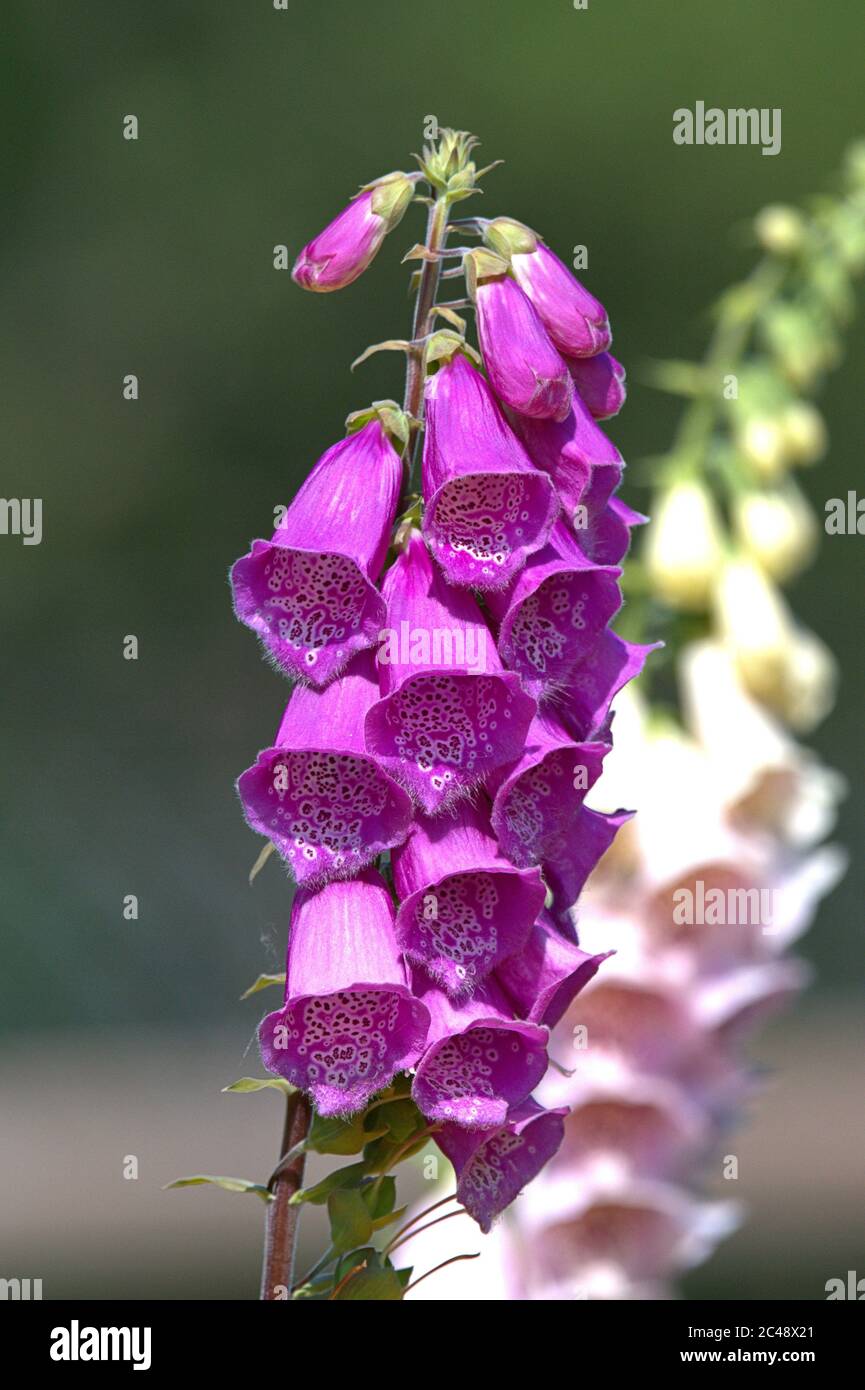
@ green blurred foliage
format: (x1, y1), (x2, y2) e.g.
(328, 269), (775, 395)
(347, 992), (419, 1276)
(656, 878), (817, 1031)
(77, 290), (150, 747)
(1, 0), (862, 1045)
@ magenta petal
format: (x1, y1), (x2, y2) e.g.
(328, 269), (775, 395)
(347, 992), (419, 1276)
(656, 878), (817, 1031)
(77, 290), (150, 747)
(421, 355), (559, 590)
(511, 243), (611, 357)
(489, 707), (610, 868)
(561, 631), (662, 742)
(437, 1098), (568, 1233)
(237, 651), (413, 887)
(392, 800), (545, 999)
(579, 494), (647, 566)
(514, 393), (622, 521)
(364, 534), (536, 814)
(486, 520), (622, 702)
(495, 911), (612, 1028)
(411, 974), (549, 1129)
(230, 420), (401, 687)
(259, 870), (430, 1117)
(543, 806), (634, 914)
(567, 352), (627, 419)
(476, 276), (573, 421)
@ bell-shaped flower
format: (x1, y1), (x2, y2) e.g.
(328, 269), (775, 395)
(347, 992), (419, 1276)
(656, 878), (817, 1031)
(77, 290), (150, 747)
(259, 869), (430, 1117)
(364, 531), (536, 814)
(392, 799), (545, 999)
(421, 351), (559, 590)
(231, 417), (402, 686)
(237, 649), (412, 886)
(411, 973), (549, 1129)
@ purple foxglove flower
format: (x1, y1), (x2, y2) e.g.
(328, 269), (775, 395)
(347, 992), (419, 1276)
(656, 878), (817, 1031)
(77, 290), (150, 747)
(230, 419), (401, 687)
(411, 973), (549, 1129)
(510, 241), (611, 357)
(560, 630), (661, 742)
(364, 531), (536, 815)
(485, 519), (623, 702)
(436, 1098), (568, 1233)
(543, 807), (633, 915)
(488, 706), (610, 870)
(392, 799), (546, 999)
(421, 353), (560, 590)
(259, 868), (429, 1117)
(580, 495), (647, 567)
(292, 172), (414, 292)
(514, 391), (623, 522)
(495, 911), (611, 1028)
(473, 266), (573, 421)
(567, 351), (627, 419)
(237, 649), (412, 886)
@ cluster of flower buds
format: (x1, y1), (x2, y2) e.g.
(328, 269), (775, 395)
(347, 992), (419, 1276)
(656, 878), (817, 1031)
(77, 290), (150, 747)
(645, 144), (865, 733)
(229, 129), (654, 1238)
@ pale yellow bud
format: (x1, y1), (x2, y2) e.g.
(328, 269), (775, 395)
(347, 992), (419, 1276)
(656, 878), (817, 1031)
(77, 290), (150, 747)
(713, 555), (792, 705)
(738, 415), (789, 479)
(781, 402), (827, 465)
(776, 629), (838, 732)
(645, 480), (725, 611)
(754, 204), (806, 256)
(733, 484), (817, 582)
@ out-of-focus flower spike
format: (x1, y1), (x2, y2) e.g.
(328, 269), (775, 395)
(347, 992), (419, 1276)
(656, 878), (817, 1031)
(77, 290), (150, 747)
(421, 348), (560, 590)
(259, 869), (430, 1117)
(236, 649), (413, 887)
(392, 800), (545, 1000)
(292, 171), (415, 292)
(230, 414), (403, 686)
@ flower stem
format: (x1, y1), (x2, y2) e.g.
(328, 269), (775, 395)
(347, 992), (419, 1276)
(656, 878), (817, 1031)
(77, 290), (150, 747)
(402, 193), (451, 487)
(259, 1088), (312, 1300)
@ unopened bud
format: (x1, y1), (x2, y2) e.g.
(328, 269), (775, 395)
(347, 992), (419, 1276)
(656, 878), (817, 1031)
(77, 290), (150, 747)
(733, 484), (817, 582)
(645, 480), (725, 611)
(754, 204), (806, 256)
(781, 402), (827, 466)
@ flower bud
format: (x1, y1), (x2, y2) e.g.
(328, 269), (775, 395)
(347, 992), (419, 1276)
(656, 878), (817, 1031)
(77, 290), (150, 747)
(781, 401), (827, 465)
(507, 241), (611, 358)
(775, 629), (837, 732)
(567, 351), (627, 419)
(292, 171), (414, 292)
(733, 484), (817, 582)
(645, 480), (725, 611)
(713, 555), (792, 706)
(467, 251), (573, 421)
(754, 204), (806, 256)
(737, 415), (790, 479)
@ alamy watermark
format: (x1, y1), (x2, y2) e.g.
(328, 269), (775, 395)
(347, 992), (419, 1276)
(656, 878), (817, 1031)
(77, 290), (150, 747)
(673, 881), (777, 933)
(377, 621), (488, 675)
(0, 497), (42, 545)
(673, 103), (781, 157)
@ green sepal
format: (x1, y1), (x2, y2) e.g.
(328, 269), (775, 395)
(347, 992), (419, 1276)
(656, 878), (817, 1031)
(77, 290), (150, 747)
(240, 971), (285, 1000)
(306, 1109), (389, 1156)
(482, 215), (539, 258)
(345, 399), (413, 451)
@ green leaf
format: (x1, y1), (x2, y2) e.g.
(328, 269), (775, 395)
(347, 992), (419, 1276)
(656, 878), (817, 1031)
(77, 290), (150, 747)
(328, 1188), (373, 1254)
(335, 1267), (404, 1300)
(222, 1076), (295, 1096)
(371, 1205), (407, 1234)
(163, 1175), (271, 1203)
(240, 972), (285, 1000)
(307, 1110), (388, 1157)
(379, 1099), (422, 1144)
(290, 1161), (368, 1207)
(396, 1266), (413, 1289)
(363, 1175), (397, 1221)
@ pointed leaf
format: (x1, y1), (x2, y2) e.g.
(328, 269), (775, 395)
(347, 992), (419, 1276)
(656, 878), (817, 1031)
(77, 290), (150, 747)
(328, 1187), (374, 1254)
(222, 1077), (295, 1097)
(163, 1175), (271, 1203)
(240, 972), (285, 1000)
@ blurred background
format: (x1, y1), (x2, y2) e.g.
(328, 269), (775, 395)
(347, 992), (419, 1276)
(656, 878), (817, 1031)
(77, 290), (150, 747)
(1, 0), (862, 1299)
